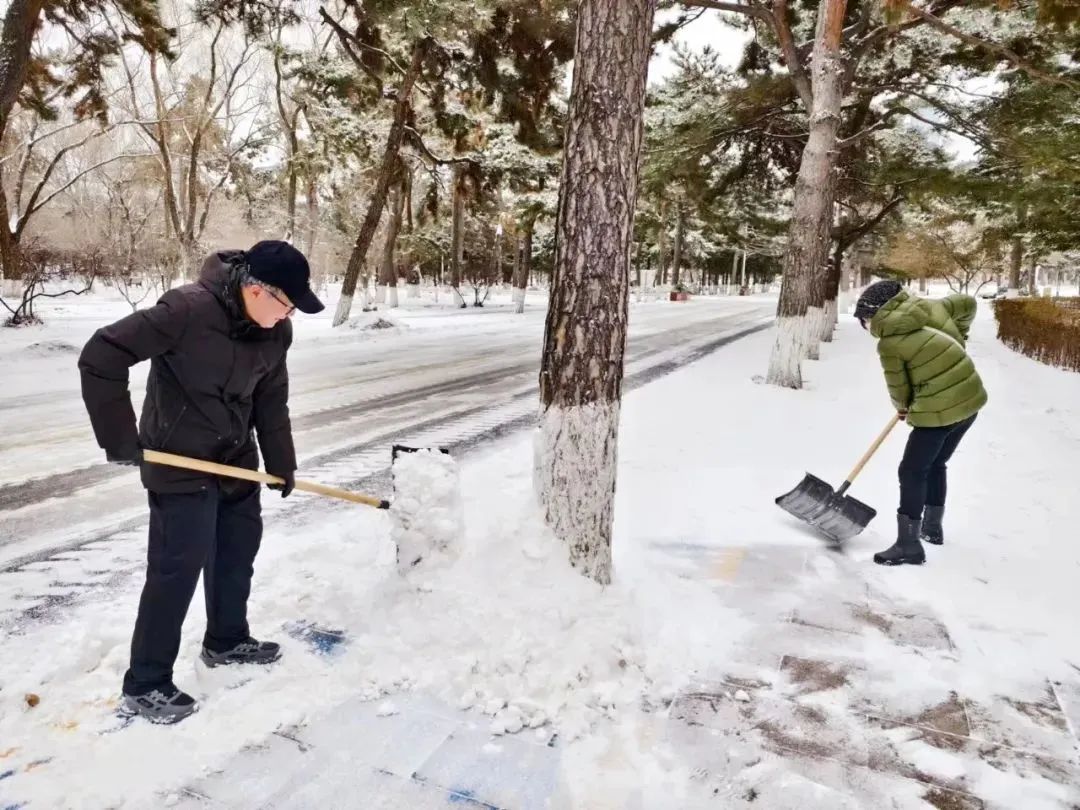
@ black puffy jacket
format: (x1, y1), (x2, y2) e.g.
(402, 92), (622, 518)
(78, 253), (296, 493)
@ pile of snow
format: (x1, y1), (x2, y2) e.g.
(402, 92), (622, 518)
(389, 447), (463, 574)
(345, 311), (409, 332)
(23, 340), (80, 357)
(292, 440), (720, 743)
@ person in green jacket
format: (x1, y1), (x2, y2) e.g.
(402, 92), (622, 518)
(853, 280), (988, 566)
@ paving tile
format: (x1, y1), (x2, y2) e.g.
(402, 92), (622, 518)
(267, 762), (502, 809)
(414, 725), (559, 810)
(965, 683), (1078, 764)
(294, 696), (461, 778)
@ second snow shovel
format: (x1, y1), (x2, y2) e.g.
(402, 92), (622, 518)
(775, 414), (901, 542)
(142, 450), (390, 508)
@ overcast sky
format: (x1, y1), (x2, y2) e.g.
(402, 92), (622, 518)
(649, 8), (752, 83)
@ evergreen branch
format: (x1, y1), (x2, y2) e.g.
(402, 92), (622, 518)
(679, 0), (772, 22)
(404, 126), (480, 169)
(845, 0), (964, 87)
(891, 96), (993, 151)
(771, 0), (814, 109)
(836, 115), (897, 148)
(835, 193), (905, 249)
(318, 7), (385, 94)
(898, 1), (1080, 93)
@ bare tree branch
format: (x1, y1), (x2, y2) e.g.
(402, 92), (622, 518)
(17, 122), (120, 227)
(21, 153), (153, 232)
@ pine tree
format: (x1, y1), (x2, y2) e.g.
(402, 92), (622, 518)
(536, 0), (657, 585)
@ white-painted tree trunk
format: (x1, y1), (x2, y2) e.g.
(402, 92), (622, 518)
(375, 285), (386, 305)
(333, 294), (353, 326)
(822, 297), (839, 339)
(407, 283), (421, 299)
(387, 285), (399, 308)
(534, 403), (620, 585)
(536, 0), (656, 585)
(766, 315), (808, 388)
(513, 286), (526, 313)
(764, 0), (848, 387)
(806, 306), (824, 360)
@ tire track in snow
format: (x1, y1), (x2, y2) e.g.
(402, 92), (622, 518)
(0, 313), (771, 631)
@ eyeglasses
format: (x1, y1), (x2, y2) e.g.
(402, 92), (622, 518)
(264, 286), (295, 315)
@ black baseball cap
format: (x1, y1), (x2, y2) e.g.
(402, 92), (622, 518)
(244, 240), (324, 314)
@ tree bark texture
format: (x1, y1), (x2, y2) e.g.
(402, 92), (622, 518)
(333, 40), (427, 326)
(379, 177), (405, 309)
(535, 0), (657, 585)
(513, 228), (532, 313)
(766, 0), (848, 388)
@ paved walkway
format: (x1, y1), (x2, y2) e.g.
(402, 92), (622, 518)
(169, 542), (1080, 810)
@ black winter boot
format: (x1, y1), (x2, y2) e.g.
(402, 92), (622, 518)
(921, 505), (944, 546)
(873, 514), (926, 566)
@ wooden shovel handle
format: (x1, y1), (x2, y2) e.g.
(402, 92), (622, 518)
(841, 414), (902, 490)
(142, 450), (389, 509)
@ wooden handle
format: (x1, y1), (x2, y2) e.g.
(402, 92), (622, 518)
(142, 450), (390, 509)
(842, 414), (902, 488)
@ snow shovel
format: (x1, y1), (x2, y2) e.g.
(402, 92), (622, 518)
(142, 450), (390, 509)
(775, 414), (901, 542)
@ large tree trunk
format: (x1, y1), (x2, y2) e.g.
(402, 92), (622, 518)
(273, 42), (300, 242)
(0, 0), (44, 141)
(821, 240), (845, 342)
(1009, 233), (1023, 291)
(657, 197), (668, 286)
(305, 168), (319, 259)
(765, 0), (848, 388)
(536, 0), (656, 585)
(513, 228), (532, 313)
(333, 40), (427, 326)
(671, 203), (684, 288)
(380, 179), (405, 309)
(450, 165), (466, 306)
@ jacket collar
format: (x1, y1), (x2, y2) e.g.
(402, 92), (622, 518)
(197, 252), (278, 341)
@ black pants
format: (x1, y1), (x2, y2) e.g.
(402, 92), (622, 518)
(898, 415), (977, 520)
(123, 483), (262, 694)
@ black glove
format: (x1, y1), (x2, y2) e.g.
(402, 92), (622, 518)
(268, 470), (295, 498)
(106, 446), (143, 467)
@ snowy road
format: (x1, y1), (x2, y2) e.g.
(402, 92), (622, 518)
(0, 296), (773, 619)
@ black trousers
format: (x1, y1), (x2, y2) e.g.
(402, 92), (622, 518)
(123, 483), (262, 694)
(898, 415), (977, 520)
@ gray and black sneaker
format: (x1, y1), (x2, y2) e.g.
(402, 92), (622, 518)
(200, 637), (282, 668)
(120, 684), (199, 724)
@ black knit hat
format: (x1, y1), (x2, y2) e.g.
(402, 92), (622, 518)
(853, 280), (903, 324)
(244, 240), (324, 314)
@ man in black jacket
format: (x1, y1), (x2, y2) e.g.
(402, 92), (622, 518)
(79, 240), (323, 723)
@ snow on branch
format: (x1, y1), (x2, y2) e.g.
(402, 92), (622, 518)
(897, 1), (1080, 93)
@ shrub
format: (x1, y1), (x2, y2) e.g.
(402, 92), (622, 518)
(993, 297), (1080, 372)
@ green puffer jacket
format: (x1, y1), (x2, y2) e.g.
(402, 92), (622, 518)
(869, 290), (988, 428)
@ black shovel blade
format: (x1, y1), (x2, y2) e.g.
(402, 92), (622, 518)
(775, 473), (877, 543)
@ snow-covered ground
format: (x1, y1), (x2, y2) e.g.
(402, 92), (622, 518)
(1, 288), (1079, 809)
(0, 285), (772, 570)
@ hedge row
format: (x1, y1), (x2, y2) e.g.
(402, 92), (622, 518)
(993, 297), (1080, 372)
